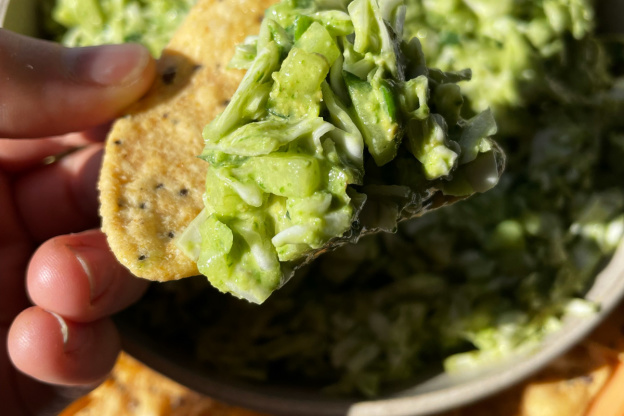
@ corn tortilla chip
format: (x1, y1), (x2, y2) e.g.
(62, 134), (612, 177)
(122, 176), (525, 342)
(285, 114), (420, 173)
(100, 0), (278, 281)
(441, 342), (617, 416)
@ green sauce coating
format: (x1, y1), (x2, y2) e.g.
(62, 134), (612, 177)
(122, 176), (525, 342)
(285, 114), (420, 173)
(179, 0), (501, 303)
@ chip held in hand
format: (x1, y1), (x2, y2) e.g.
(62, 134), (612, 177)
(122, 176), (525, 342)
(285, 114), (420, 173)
(99, 0), (505, 304)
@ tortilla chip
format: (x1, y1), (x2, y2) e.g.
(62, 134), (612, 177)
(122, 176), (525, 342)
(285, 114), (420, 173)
(99, 0), (278, 281)
(60, 353), (268, 416)
(440, 342), (618, 416)
(518, 343), (616, 416)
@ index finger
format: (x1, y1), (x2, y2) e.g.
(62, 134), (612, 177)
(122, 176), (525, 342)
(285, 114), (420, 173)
(0, 29), (156, 138)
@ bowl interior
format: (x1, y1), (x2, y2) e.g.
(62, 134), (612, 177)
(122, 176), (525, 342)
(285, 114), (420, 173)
(118, 241), (624, 416)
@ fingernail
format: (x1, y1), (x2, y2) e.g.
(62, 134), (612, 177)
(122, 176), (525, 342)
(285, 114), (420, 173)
(49, 311), (93, 353)
(67, 245), (112, 303)
(64, 43), (151, 86)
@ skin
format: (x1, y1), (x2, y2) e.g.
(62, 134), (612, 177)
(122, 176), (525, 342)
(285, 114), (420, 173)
(0, 29), (156, 415)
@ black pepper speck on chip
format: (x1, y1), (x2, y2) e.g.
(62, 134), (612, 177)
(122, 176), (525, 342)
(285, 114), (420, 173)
(162, 67), (177, 85)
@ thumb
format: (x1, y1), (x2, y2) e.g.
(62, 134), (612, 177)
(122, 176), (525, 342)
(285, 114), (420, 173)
(0, 29), (156, 138)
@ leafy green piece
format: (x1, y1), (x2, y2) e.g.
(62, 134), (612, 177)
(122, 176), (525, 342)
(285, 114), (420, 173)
(229, 36), (259, 70)
(268, 47), (329, 118)
(239, 153), (322, 198)
(457, 109), (498, 164)
(51, 0), (197, 56)
(197, 214), (282, 305)
(345, 72), (400, 166)
(347, 0), (399, 77)
(201, 117), (330, 157)
(294, 22), (341, 65)
(184, 0), (504, 303)
(203, 41), (281, 141)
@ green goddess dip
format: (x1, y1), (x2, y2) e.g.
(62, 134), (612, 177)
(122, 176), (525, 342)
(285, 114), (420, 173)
(50, 0), (503, 304)
(174, 0), (502, 303)
(50, 0), (196, 56)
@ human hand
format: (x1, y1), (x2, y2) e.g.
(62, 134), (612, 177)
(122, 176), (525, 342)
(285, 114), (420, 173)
(0, 29), (156, 415)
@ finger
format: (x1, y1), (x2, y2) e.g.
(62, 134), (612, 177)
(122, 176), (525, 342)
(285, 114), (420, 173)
(15, 376), (95, 416)
(27, 230), (149, 323)
(14, 144), (103, 242)
(2, 329), (90, 416)
(0, 123), (111, 173)
(0, 328), (28, 416)
(8, 307), (119, 386)
(0, 172), (31, 325)
(0, 29), (156, 138)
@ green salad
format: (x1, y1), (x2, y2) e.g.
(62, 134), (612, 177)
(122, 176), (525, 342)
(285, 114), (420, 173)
(50, 0), (624, 398)
(49, 0), (504, 304)
(174, 0), (502, 303)
(48, 0), (195, 56)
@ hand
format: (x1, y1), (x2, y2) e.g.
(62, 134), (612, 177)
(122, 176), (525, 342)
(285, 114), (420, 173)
(0, 29), (156, 415)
